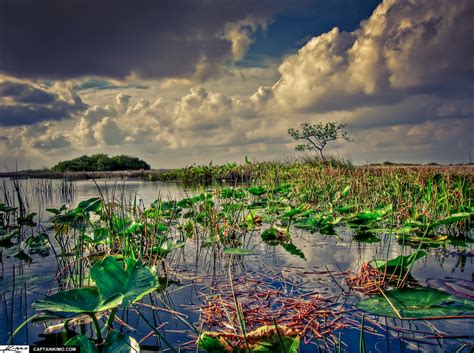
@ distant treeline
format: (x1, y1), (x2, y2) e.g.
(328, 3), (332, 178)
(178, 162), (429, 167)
(51, 154), (151, 172)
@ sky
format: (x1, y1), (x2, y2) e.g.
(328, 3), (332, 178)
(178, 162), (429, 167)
(0, 0), (473, 170)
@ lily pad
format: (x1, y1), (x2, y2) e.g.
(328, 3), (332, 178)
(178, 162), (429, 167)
(103, 331), (140, 353)
(369, 250), (426, 274)
(90, 256), (159, 307)
(356, 287), (474, 318)
(261, 228), (287, 242)
(33, 287), (123, 313)
(281, 243), (306, 260)
(65, 335), (99, 353)
(198, 335), (230, 352)
(77, 197), (103, 213)
(0, 203), (17, 213)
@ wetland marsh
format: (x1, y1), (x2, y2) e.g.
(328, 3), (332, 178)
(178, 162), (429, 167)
(1, 162), (473, 352)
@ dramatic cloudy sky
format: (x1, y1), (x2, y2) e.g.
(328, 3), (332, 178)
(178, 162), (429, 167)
(0, 0), (472, 169)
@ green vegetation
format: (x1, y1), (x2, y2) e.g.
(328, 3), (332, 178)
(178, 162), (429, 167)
(288, 122), (351, 161)
(159, 160), (472, 235)
(51, 154), (150, 172)
(32, 256), (160, 351)
(356, 287), (474, 318)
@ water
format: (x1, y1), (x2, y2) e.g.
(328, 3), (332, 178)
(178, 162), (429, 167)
(0, 178), (472, 352)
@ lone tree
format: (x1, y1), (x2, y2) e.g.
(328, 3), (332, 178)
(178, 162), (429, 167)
(288, 122), (351, 162)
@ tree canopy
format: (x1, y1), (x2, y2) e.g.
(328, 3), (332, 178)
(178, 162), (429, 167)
(288, 122), (351, 162)
(51, 154), (151, 172)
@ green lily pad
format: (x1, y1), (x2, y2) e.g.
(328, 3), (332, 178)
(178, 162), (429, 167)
(369, 250), (426, 274)
(90, 256), (159, 307)
(27, 232), (49, 246)
(14, 250), (32, 263)
(261, 228), (287, 241)
(356, 287), (474, 318)
(77, 197), (103, 213)
(65, 335), (99, 353)
(281, 206), (306, 219)
(293, 217), (319, 231)
(0, 203), (18, 213)
(198, 335), (229, 352)
(103, 331), (140, 353)
(248, 186), (267, 196)
(281, 243), (306, 260)
(17, 212), (37, 226)
(33, 287), (123, 313)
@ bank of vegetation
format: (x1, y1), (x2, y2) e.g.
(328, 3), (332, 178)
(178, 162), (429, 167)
(51, 154), (151, 172)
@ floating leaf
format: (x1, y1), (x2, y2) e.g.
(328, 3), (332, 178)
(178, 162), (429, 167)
(356, 287), (474, 318)
(398, 234), (448, 245)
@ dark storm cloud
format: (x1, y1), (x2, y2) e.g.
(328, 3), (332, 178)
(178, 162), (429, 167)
(0, 80), (86, 126)
(0, 81), (55, 104)
(0, 0), (283, 80)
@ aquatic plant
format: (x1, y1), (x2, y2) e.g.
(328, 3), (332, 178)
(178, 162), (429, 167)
(31, 255), (160, 351)
(356, 287), (474, 319)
